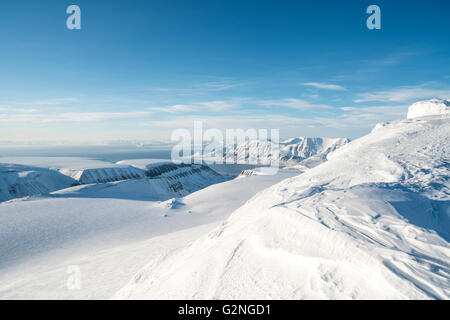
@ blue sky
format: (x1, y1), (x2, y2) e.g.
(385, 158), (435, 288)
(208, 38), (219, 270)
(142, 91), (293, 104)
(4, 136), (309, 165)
(0, 0), (449, 144)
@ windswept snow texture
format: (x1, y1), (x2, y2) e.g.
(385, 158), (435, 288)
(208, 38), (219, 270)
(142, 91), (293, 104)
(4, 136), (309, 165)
(0, 167), (297, 299)
(407, 98), (450, 119)
(0, 161), (227, 273)
(115, 115), (450, 300)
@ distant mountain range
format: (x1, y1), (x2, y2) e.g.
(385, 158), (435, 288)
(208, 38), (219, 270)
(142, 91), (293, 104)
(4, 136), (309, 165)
(204, 137), (349, 166)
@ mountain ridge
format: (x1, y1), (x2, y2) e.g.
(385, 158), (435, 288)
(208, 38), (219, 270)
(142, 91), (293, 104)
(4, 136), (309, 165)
(114, 99), (450, 299)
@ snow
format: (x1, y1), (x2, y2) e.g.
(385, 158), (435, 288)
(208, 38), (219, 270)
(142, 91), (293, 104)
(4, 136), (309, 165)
(114, 115), (450, 300)
(0, 157), (228, 202)
(1, 104), (449, 300)
(116, 159), (173, 170)
(201, 137), (349, 166)
(236, 137), (349, 164)
(0, 164), (75, 203)
(0, 161), (297, 299)
(0, 157), (149, 201)
(278, 137), (349, 162)
(407, 98), (450, 119)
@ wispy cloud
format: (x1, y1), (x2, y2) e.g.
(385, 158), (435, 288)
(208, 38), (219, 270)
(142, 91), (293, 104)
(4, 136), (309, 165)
(255, 98), (333, 110)
(340, 104), (408, 120)
(361, 51), (429, 68)
(142, 110), (400, 136)
(303, 82), (346, 91)
(354, 84), (450, 103)
(148, 100), (237, 114)
(150, 98), (333, 114)
(0, 106), (39, 113)
(46, 111), (152, 122)
(32, 98), (79, 106)
(145, 80), (246, 97)
(331, 50), (432, 82)
(0, 111), (151, 123)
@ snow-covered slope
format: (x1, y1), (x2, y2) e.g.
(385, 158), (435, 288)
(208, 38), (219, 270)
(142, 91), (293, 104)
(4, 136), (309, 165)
(0, 157), (225, 202)
(52, 164), (227, 201)
(0, 168), (297, 299)
(0, 161), (227, 272)
(115, 111), (450, 299)
(59, 167), (145, 185)
(0, 164), (75, 203)
(407, 98), (450, 119)
(0, 157), (147, 201)
(116, 159), (173, 170)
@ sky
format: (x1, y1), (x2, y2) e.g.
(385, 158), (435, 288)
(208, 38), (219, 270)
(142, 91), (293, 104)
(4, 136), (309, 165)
(0, 0), (449, 145)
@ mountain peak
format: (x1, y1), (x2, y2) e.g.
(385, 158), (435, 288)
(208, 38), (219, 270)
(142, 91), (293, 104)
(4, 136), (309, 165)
(407, 98), (450, 119)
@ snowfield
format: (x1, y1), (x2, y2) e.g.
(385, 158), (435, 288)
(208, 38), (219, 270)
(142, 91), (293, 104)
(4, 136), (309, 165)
(0, 99), (449, 300)
(0, 160), (297, 299)
(114, 101), (450, 300)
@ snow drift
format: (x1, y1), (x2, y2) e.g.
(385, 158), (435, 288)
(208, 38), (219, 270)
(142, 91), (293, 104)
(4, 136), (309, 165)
(115, 101), (450, 300)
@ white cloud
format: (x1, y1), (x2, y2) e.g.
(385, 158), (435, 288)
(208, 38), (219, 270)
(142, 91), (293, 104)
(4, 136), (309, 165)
(0, 106), (39, 113)
(340, 107), (357, 111)
(145, 80), (246, 96)
(149, 105), (198, 114)
(47, 111), (152, 122)
(148, 101), (237, 113)
(302, 94), (320, 99)
(0, 111), (151, 123)
(303, 82), (346, 91)
(354, 85), (450, 103)
(256, 98), (333, 110)
(340, 104), (409, 120)
(32, 98), (79, 105)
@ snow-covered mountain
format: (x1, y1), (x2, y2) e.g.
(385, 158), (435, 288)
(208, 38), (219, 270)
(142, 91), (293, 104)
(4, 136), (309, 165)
(278, 137), (349, 162)
(115, 99), (450, 299)
(0, 164), (75, 203)
(0, 157), (226, 202)
(207, 137), (349, 165)
(50, 163), (227, 202)
(0, 135), (348, 202)
(407, 98), (450, 119)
